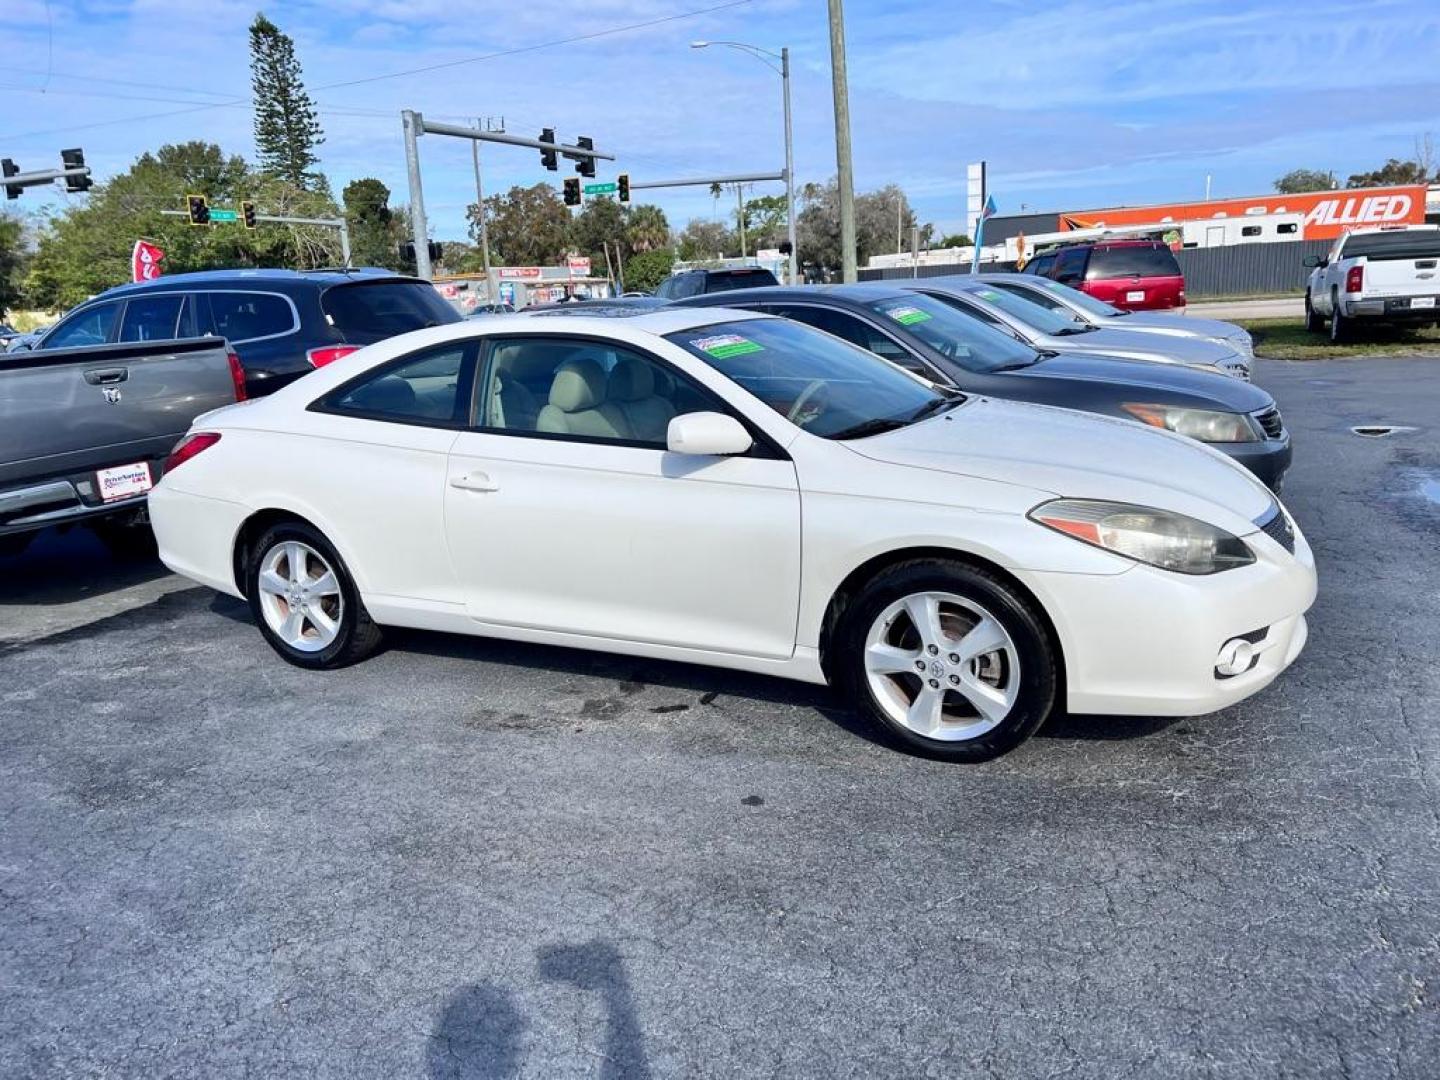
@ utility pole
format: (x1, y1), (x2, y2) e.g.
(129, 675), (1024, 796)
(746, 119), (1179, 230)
(736, 184), (747, 257)
(781, 46), (797, 285)
(827, 0), (857, 282)
(471, 119), (496, 298)
(402, 109), (433, 280)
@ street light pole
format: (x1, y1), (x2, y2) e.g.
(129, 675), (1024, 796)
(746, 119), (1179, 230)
(827, 0), (857, 283)
(692, 40), (797, 283)
(471, 122), (494, 298)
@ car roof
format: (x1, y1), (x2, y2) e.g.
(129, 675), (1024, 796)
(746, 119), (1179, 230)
(677, 283), (914, 307)
(96, 266), (420, 299)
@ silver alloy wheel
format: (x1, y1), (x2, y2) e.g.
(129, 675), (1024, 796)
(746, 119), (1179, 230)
(256, 540), (344, 653)
(862, 590), (1021, 741)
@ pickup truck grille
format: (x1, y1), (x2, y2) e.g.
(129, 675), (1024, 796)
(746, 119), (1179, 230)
(1253, 406), (1284, 440)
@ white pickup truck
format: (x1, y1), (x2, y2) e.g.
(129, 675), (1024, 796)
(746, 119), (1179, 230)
(1304, 226), (1440, 341)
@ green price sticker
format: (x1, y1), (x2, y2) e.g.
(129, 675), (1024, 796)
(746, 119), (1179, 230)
(885, 305), (932, 326)
(692, 334), (763, 359)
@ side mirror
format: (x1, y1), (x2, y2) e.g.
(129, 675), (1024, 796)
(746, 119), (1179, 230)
(1302, 255), (1322, 268)
(666, 411), (753, 456)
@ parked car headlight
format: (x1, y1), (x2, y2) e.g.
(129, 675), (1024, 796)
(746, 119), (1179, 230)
(1121, 403), (1259, 443)
(1029, 499), (1255, 575)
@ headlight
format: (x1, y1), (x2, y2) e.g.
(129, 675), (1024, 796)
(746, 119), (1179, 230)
(1121, 402), (1258, 443)
(1029, 499), (1255, 574)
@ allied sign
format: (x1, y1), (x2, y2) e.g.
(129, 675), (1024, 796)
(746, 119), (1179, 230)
(1060, 184), (1427, 242)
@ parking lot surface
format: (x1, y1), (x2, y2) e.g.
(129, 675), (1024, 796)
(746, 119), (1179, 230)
(2, 357), (1438, 1079)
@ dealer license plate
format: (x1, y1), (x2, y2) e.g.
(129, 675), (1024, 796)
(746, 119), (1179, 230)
(95, 462), (153, 503)
(1126, 290), (1145, 302)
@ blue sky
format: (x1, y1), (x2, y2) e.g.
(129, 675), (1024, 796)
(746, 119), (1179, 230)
(4, 0), (1440, 242)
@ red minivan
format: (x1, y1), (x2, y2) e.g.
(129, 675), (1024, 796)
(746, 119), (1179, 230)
(1029, 239), (1186, 311)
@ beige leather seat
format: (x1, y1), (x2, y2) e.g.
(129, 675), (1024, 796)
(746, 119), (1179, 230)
(537, 357), (633, 440)
(609, 356), (677, 444)
(487, 342), (563, 431)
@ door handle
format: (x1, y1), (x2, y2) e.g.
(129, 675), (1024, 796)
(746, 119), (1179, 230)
(450, 471), (500, 493)
(83, 367), (129, 385)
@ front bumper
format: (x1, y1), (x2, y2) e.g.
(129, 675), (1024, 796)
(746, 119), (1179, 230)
(1214, 434), (1291, 491)
(1023, 518), (1316, 717)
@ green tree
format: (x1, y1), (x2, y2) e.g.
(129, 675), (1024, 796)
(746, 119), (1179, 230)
(1274, 168), (1337, 194)
(676, 219), (733, 262)
(569, 196), (627, 268)
(1345, 158), (1432, 188)
(474, 183), (571, 267)
(343, 177), (405, 269)
(623, 249), (675, 292)
(0, 215), (26, 318)
(249, 13), (325, 189)
(936, 233), (972, 248)
(743, 194), (788, 248)
(625, 204), (670, 254)
(24, 141), (342, 310)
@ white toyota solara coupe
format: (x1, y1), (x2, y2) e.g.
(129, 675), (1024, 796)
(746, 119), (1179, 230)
(150, 307), (1316, 761)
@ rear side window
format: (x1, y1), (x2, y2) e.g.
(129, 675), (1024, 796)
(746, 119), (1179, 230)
(42, 302), (122, 349)
(656, 274), (701, 299)
(704, 268), (779, 293)
(1052, 248), (1089, 284)
(322, 281), (461, 343)
(119, 295), (184, 342)
(1088, 245), (1181, 280)
(321, 342), (475, 426)
(208, 292), (297, 343)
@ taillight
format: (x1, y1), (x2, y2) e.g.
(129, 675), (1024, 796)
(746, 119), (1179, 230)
(1345, 264), (1364, 293)
(307, 345), (361, 368)
(227, 351), (248, 402)
(164, 432), (221, 473)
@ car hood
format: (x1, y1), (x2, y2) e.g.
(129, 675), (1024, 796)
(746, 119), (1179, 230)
(1007, 351), (1271, 412)
(1107, 312), (1252, 345)
(1041, 325), (1240, 366)
(848, 396), (1276, 532)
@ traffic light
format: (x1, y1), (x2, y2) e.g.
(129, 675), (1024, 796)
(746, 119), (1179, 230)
(778, 240), (793, 256)
(1, 159), (19, 200)
(428, 240), (443, 265)
(241, 200), (257, 230)
(186, 194), (210, 226)
(539, 128), (558, 172)
(563, 177), (581, 207)
(617, 173), (630, 204)
(60, 148), (92, 193)
(574, 136), (596, 179)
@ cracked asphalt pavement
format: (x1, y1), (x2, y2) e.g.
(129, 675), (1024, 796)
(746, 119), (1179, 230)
(2, 357), (1438, 1078)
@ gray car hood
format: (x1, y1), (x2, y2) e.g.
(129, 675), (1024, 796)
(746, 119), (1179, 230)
(1041, 325), (1240, 367)
(1105, 311), (1250, 343)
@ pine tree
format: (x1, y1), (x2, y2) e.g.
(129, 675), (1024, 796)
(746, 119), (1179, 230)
(249, 13), (325, 189)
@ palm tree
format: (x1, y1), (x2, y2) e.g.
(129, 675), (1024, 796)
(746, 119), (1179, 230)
(625, 205), (671, 253)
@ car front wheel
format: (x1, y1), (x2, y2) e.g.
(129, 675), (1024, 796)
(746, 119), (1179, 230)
(247, 521), (382, 669)
(834, 559), (1058, 761)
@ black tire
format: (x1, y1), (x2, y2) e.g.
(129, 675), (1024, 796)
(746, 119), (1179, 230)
(246, 520), (382, 669)
(1303, 292), (1321, 333)
(833, 559), (1058, 762)
(91, 516), (157, 560)
(1329, 291), (1347, 343)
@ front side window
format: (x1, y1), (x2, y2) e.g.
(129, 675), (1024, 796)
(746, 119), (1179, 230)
(42, 302), (122, 349)
(864, 294), (1040, 372)
(323, 342), (473, 425)
(666, 318), (951, 439)
(207, 292), (296, 343)
(119, 295), (184, 342)
(480, 337), (714, 447)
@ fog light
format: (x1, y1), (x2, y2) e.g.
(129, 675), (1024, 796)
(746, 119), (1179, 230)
(1215, 638), (1257, 677)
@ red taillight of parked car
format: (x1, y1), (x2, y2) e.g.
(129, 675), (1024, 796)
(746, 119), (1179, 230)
(164, 432), (221, 474)
(1345, 265), (1364, 293)
(307, 345), (361, 368)
(227, 351), (248, 402)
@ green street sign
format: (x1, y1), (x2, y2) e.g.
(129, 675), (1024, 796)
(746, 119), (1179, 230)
(208, 209), (239, 222)
(582, 182), (617, 195)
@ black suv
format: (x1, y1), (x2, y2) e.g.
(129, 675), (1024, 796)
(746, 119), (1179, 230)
(30, 268), (461, 396)
(653, 266), (779, 299)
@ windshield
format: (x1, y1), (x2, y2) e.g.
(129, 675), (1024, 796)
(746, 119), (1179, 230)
(950, 284), (1090, 335)
(1026, 277), (1125, 319)
(665, 318), (953, 439)
(322, 281), (461, 343)
(864, 293), (1040, 371)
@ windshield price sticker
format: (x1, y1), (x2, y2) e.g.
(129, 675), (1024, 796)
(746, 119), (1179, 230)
(885, 305), (932, 325)
(692, 334), (764, 359)
(978, 289), (1004, 301)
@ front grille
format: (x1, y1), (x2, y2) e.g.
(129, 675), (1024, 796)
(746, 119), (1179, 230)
(1255, 505), (1295, 553)
(1253, 406), (1284, 440)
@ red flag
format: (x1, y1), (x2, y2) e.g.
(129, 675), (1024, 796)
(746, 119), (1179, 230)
(131, 240), (164, 283)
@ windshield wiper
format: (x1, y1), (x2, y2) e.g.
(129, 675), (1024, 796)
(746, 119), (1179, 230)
(1053, 324), (1098, 335)
(829, 417), (911, 440)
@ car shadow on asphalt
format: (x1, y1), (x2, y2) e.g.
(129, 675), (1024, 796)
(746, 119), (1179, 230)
(0, 526), (170, 606)
(427, 939), (652, 1079)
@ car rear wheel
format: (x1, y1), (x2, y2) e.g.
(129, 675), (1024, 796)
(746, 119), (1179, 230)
(247, 521), (382, 669)
(1330, 290), (1348, 343)
(1304, 292), (1321, 333)
(834, 559), (1057, 761)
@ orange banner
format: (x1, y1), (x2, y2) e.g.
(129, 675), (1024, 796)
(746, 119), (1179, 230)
(1059, 185), (1427, 241)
